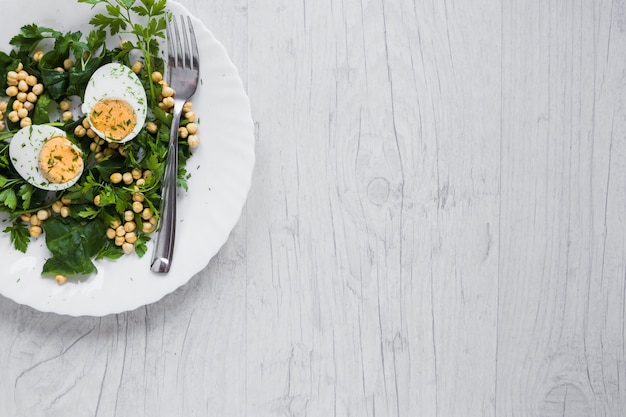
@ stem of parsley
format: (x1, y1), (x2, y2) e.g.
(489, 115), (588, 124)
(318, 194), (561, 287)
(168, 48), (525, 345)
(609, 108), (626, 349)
(79, 0), (167, 106)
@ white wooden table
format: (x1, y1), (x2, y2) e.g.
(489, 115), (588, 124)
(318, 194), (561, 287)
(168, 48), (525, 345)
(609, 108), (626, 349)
(2, 0), (626, 415)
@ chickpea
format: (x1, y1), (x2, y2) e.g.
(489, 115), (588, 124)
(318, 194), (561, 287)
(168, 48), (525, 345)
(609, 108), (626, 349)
(26, 92), (38, 103)
(74, 125), (86, 137)
(136, 178), (146, 187)
(93, 195), (101, 206)
(124, 222), (136, 233)
(59, 100), (72, 111)
(185, 111), (196, 122)
(15, 62), (23, 72)
(62, 111), (73, 122)
(124, 210), (134, 222)
(94, 152), (104, 162)
(31, 84), (44, 96)
(8, 111), (19, 123)
(115, 226), (126, 237)
(186, 123), (198, 135)
(110, 218), (122, 229)
(110, 172), (123, 184)
(131, 61), (143, 74)
(122, 172), (133, 185)
(51, 201), (64, 213)
(142, 222), (154, 233)
(131, 168), (142, 180)
(17, 80), (28, 92)
(89, 142), (101, 153)
(161, 86), (174, 98)
(16, 70), (27, 81)
(142, 170), (152, 179)
(29, 225), (42, 237)
(151, 71), (163, 83)
(20, 117), (32, 128)
(82, 118), (91, 129)
(141, 207), (153, 220)
(132, 201), (143, 213)
(161, 97), (175, 108)
(5, 86), (18, 97)
(178, 126), (189, 139)
(23, 102), (34, 112)
(60, 206), (70, 218)
(6, 71), (17, 82)
(55, 275), (68, 285)
(25, 75), (37, 87)
(16, 92), (27, 103)
(106, 228), (116, 239)
(61, 196), (72, 205)
(86, 129), (97, 139)
(36, 209), (50, 221)
(132, 193), (144, 203)
(125, 232), (137, 244)
(183, 101), (192, 113)
(146, 121), (158, 134)
(188, 135), (200, 149)
(33, 51), (44, 62)
(115, 236), (125, 246)
(0, 101), (7, 112)
(17, 108), (28, 119)
(122, 242), (134, 254)
(63, 59), (75, 70)
(29, 215), (41, 226)
(20, 213), (31, 222)
(0, 121), (5, 131)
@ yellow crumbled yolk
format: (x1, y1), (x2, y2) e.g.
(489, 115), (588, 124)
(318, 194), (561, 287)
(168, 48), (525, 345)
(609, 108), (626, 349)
(89, 98), (137, 141)
(38, 136), (83, 184)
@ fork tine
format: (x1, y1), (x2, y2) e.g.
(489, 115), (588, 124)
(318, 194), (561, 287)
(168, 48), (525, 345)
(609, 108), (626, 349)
(180, 16), (192, 69)
(187, 16), (199, 71)
(165, 20), (175, 83)
(172, 16), (183, 68)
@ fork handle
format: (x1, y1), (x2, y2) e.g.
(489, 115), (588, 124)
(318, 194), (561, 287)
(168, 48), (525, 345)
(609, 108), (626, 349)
(150, 101), (184, 273)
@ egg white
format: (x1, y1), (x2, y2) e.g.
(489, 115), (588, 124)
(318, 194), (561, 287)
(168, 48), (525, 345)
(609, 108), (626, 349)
(9, 125), (84, 191)
(81, 62), (147, 143)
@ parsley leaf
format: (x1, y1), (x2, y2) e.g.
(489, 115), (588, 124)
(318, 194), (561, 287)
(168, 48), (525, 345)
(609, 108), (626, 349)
(3, 222), (30, 253)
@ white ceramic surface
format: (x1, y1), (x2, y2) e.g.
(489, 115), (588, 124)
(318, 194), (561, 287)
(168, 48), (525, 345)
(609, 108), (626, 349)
(0, 1), (255, 316)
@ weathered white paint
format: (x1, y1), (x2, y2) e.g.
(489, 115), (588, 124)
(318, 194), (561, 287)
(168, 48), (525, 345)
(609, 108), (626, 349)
(1, 0), (625, 416)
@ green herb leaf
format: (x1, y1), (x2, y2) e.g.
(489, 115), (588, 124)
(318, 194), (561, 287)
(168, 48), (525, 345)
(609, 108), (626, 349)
(0, 188), (17, 210)
(4, 221), (30, 253)
(41, 217), (107, 276)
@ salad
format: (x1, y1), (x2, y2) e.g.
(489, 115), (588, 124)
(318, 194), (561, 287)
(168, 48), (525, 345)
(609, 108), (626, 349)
(0, 0), (199, 284)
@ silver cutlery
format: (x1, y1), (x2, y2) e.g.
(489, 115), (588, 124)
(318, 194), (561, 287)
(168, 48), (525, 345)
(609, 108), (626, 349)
(150, 15), (199, 273)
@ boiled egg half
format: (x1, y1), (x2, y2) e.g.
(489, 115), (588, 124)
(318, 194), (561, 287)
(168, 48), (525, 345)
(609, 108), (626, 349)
(9, 125), (84, 191)
(81, 62), (147, 143)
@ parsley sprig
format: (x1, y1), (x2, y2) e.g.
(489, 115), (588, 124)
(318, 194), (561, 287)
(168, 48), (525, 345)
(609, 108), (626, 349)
(78, 0), (167, 106)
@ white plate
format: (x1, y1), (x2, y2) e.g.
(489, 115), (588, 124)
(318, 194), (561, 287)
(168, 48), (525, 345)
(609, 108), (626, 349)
(0, 1), (255, 316)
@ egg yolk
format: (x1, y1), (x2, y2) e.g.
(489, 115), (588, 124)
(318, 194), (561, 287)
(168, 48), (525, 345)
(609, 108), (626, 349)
(38, 136), (83, 184)
(89, 98), (137, 141)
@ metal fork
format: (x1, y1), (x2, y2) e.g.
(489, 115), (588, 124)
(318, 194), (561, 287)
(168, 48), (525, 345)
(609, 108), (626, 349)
(150, 15), (199, 273)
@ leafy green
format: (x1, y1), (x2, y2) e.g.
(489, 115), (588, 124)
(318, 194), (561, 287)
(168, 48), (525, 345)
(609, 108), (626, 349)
(81, 0), (168, 105)
(4, 221), (29, 253)
(41, 217), (107, 276)
(0, 0), (198, 281)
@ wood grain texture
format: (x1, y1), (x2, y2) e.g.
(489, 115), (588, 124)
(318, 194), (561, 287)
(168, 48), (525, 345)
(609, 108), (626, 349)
(0, 0), (625, 416)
